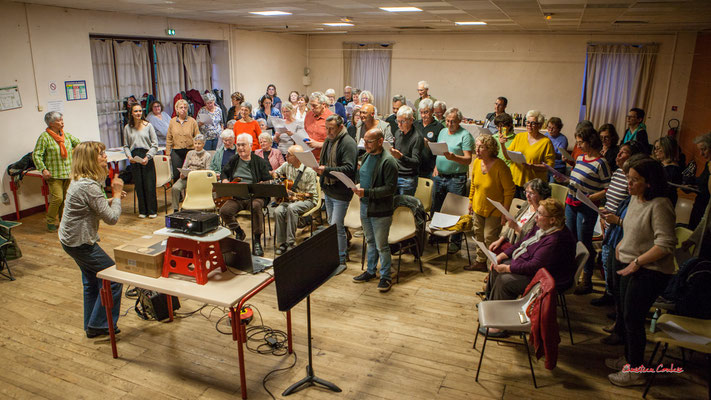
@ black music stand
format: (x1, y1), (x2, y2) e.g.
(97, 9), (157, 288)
(273, 225), (343, 396)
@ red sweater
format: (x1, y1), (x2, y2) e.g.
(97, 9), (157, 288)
(525, 268), (560, 370)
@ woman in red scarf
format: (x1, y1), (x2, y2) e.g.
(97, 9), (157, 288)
(32, 111), (81, 231)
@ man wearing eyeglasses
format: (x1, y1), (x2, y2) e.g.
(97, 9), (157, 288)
(352, 128), (398, 293)
(622, 107), (649, 153)
(219, 133), (272, 256)
(389, 105), (423, 195)
(483, 97), (508, 134)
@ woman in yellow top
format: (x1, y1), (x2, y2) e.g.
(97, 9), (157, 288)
(467, 134), (515, 271)
(502, 110), (556, 199)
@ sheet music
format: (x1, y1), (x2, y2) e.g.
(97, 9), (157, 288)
(575, 189), (603, 216)
(291, 131), (314, 152)
(198, 113), (213, 125)
(430, 212), (460, 229)
(506, 150), (527, 164)
(668, 182), (699, 193)
(270, 116), (288, 134)
(428, 142), (449, 156)
(559, 147), (574, 162)
(178, 168), (192, 177)
(473, 239), (499, 266)
(486, 197), (521, 228)
(329, 171), (357, 190)
(294, 151), (319, 169)
(132, 155), (144, 163)
(544, 164), (569, 182)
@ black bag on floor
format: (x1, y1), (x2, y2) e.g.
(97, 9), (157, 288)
(134, 288), (180, 321)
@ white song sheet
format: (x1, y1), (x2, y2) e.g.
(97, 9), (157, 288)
(329, 171), (357, 190)
(474, 239), (498, 266)
(430, 212), (460, 229)
(559, 147), (574, 162)
(294, 151), (319, 170)
(427, 142), (449, 156)
(486, 197), (521, 228)
(506, 150), (527, 165)
(575, 189), (604, 216)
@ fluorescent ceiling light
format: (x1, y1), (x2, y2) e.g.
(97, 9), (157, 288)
(249, 11), (292, 16)
(455, 21), (487, 26)
(323, 22), (354, 26)
(379, 7), (423, 12)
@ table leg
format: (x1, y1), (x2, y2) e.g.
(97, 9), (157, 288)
(231, 306), (248, 400)
(100, 279), (118, 358)
(286, 310), (293, 354)
(167, 295), (174, 322)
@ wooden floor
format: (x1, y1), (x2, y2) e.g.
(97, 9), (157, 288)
(1, 188), (707, 400)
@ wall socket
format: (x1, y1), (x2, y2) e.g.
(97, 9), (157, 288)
(2, 193), (10, 204)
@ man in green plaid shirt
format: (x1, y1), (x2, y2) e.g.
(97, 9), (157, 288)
(32, 112), (81, 231)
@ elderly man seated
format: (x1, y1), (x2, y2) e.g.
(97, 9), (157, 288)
(271, 145), (319, 255)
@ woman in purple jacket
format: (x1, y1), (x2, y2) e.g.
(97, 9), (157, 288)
(487, 198), (577, 302)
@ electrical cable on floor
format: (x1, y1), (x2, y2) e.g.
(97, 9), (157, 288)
(262, 351), (298, 400)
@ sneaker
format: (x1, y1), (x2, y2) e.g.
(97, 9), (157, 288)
(591, 293), (615, 307)
(148, 214), (158, 218)
(608, 370), (646, 387)
(275, 243), (288, 256)
(47, 223), (58, 232)
(447, 242), (461, 254)
(252, 242), (264, 257)
(602, 322), (616, 333)
(138, 214), (147, 219)
(234, 227), (246, 241)
(378, 279), (392, 292)
(335, 264), (347, 275)
(353, 271), (376, 283)
(605, 355), (627, 370)
(86, 327), (121, 338)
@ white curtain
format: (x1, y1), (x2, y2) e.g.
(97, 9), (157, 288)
(113, 40), (152, 100)
(155, 42), (184, 115)
(343, 42), (393, 116)
(584, 43), (658, 131)
(183, 44), (212, 92)
(90, 39), (121, 148)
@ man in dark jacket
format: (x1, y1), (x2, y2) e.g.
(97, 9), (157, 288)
(219, 133), (272, 256)
(391, 105), (423, 195)
(352, 128), (399, 292)
(317, 114), (358, 270)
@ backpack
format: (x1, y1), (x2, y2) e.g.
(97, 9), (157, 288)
(673, 259), (711, 319)
(7, 152), (35, 180)
(134, 288), (181, 321)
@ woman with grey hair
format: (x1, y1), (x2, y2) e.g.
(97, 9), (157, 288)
(233, 101), (262, 151)
(32, 111), (82, 231)
(687, 132), (711, 230)
(255, 132), (285, 170)
(325, 88), (347, 120)
(489, 178), (552, 254)
(171, 134), (212, 212)
(275, 103), (307, 155)
(433, 100), (447, 122)
(197, 92), (224, 150)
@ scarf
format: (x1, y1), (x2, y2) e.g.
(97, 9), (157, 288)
(512, 226), (560, 260)
(323, 127), (348, 186)
(46, 128), (68, 159)
(623, 122), (646, 143)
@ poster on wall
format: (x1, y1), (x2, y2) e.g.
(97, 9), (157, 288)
(0, 86), (22, 111)
(65, 80), (88, 101)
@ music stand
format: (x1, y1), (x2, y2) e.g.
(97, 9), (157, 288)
(273, 225), (342, 396)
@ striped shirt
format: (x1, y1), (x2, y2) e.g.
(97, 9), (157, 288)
(604, 168), (629, 215)
(566, 155), (611, 206)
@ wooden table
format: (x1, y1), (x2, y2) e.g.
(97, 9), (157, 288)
(97, 266), (292, 399)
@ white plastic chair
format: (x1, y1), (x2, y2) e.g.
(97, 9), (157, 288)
(474, 282), (543, 388)
(415, 178), (433, 214)
(343, 194), (365, 269)
(550, 182), (568, 205)
(558, 242), (589, 345)
(675, 197), (693, 226)
(389, 206), (423, 283)
(425, 192), (472, 273)
(133, 155), (172, 214)
(181, 170), (217, 211)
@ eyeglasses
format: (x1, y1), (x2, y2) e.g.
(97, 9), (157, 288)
(526, 121), (539, 126)
(525, 190), (538, 197)
(236, 143), (249, 147)
(364, 139), (379, 144)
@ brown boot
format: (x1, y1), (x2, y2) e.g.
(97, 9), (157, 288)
(574, 272), (593, 295)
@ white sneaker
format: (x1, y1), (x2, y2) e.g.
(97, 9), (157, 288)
(608, 370), (646, 387)
(605, 355), (627, 370)
(148, 214), (158, 218)
(138, 214), (147, 219)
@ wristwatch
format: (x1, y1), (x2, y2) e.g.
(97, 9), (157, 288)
(633, 257), (640, 266)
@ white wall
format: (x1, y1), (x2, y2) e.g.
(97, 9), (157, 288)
(308, 32), (694, 141)
(0, 1), (306, 217)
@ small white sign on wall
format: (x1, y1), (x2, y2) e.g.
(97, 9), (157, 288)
(47, 100), (64, 113)
(49, 81), (58, 95)
(0, 86), (22, 111)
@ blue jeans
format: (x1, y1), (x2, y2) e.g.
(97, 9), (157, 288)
(324, 195), (349, 264)
(432, 173), (467, 246)
(204, 138), (218, 151)
(565, 203), (598, 274)
(397, 176), (418, 196)
(360, 202), (393, 280)
(62, 243), (122, 331)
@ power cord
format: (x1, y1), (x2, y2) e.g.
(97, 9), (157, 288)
(262, 351), (298, 400)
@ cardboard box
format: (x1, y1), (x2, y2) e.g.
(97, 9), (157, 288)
(114, 235), (168, 278)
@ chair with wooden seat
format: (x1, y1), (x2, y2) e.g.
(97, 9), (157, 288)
(474, 282), (543, 388)
(425, 192), (471, 273)
(389, 206), (423, 283)
(643, 313), (711, 399)
(558, 242), (589, 344)
(414, 178), (433, 214)
(181, 170), (217, 211)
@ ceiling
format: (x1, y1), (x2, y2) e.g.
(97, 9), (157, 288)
(17, 0), (711, 34)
